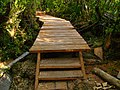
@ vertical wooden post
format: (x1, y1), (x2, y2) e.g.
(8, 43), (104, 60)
(79, 51), (87, 79)
(35, 53), (41, 90)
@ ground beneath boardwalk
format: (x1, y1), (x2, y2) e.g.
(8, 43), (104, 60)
(0, 54), (119, 90)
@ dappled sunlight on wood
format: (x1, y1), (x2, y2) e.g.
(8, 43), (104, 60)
(36, 38), (62, 43)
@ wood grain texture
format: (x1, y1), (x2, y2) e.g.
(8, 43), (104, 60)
(41, 26), (74, 29)
(79, 52), (87, 79)
(30, 44), (90, 53)
(35, 53), (40, 90)
(39, 70), (83, 80)
(33, 14), (90, 90)
(43, 22), (72, 26)
(40, 58), (81, 69)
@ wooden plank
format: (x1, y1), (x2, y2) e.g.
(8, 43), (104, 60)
(43, 21), (70, 23)
(39, 70), (83, 80)
(39, 31), (79, 35)
(40, 18), (65, 20)
(36, 37), (84, 41)
(35, 53), (40, 90)
(39, 33), (82, 37)
(33, 41), (87, 46)
(39, 32), (80, 36)
(32, 44), (89, 49)
(40, 29), (76, 32)
(32, 45), (90, 51)
(41, 26), (74, 29)
(39, 35), (80, 37)
(39, 32), (79, 34)
(79, 52), (87, 79)
(40, 19), (66, 22)
(43, 22), (72, 26)
(38, 32), (81, 37)
(40, 30), (78, 34)
(43, 20), (70, 23)
(36, 37), (84, 42)
(30, 45), (90, 53)
(39, 15), (66, 21)
(40, 17), (66, 20)
(40, 58), (81, 69)
(38, 33), (80, 37)
(40, 20), (70, 23)
(38, 35), (83, 38)
(36, 37), (84, 40)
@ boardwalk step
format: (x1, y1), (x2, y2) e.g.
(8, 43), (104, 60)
(39, 70), (83, 80)
(41, 25), (74, 30)
(40, 58), (81, 69)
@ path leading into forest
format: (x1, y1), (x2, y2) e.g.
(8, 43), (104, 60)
(29, 12), (90, 90)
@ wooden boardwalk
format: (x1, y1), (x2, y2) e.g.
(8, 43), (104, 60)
(29, 12), (90, 90)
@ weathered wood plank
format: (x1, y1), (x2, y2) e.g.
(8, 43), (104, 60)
(40, 29), (76, 32)
(40, 19), (66, 22)
(33, 41), (87, 46)
(79, 52), (87, 79)
(40, 58), (81, 69)
(41, 26), (74, 29)
(39, 15), (66, 21)
(35, 38), (85, 42)
(37, 36), (83, 39)
(30, 45), (90, 53)
(43, 22), (72, 26)
(38, 31), (81, 37)
(38, 33), (80, 37)
(31, 45), (90, 50)
(39, 32), (80, 36)
(39, 31), (79, 36)
(35, 53), (41, 90)
(39, 70), (83, 80)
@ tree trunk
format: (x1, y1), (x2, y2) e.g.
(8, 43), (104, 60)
(93, 68), (120, 88)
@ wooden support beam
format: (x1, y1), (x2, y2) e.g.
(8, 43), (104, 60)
(35, 53), (41, 90)
(79, 51), (87, 79)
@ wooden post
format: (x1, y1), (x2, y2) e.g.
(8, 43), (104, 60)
(79, 51), (87, 79)
(35, 53), (41, 90)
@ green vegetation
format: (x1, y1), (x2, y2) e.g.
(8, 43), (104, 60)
(0, 0), (39, 61)
(0, 0), (120, 61)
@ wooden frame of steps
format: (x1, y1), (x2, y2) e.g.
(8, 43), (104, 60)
(29, 12), (90, 90)
(35, 52), (86, 90)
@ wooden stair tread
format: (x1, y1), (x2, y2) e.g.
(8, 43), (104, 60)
(40, 58), (81, 69)
(39, 70), (83, 80)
